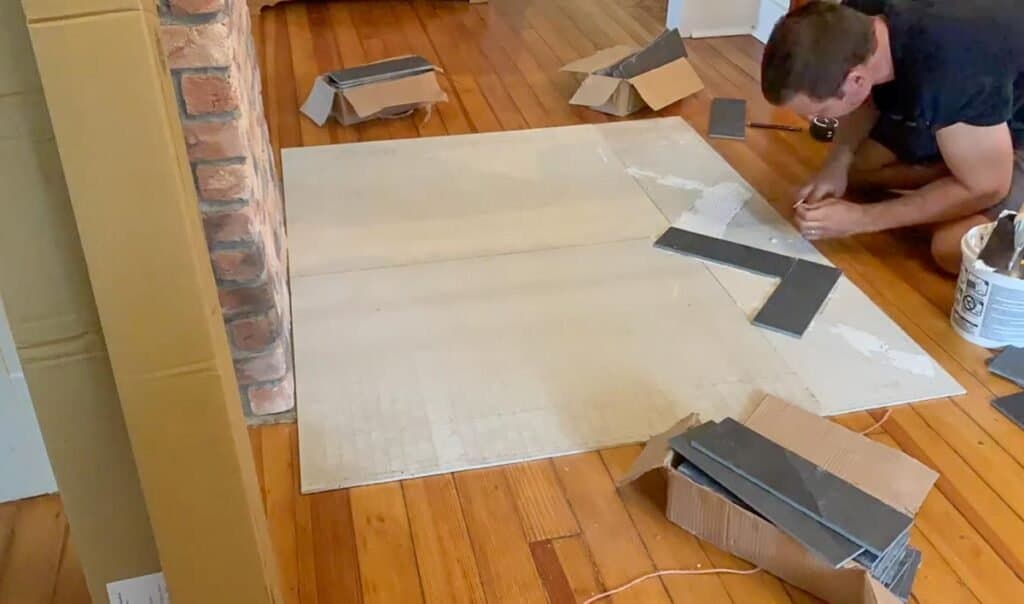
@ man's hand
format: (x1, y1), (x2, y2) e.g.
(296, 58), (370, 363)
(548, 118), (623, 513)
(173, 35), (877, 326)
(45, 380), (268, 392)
(797, 156), (852, 205)
(795, 198), (874, 240)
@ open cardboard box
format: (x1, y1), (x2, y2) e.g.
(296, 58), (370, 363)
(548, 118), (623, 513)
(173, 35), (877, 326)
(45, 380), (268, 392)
(620, 396), (938, 604)
(562, 29), (704, 117)
(301, 54), (448, 126)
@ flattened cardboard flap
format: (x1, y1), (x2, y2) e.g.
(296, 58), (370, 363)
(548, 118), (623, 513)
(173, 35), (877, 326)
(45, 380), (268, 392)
(561, 45), (637, 74)
(617, 414), (699, 486)
(627, 57), (704, 111)
(300, 77), (335, 126)
(341, 71), (447, 118)
(569, 74), (622, 108)
(745, 396), (938, 515)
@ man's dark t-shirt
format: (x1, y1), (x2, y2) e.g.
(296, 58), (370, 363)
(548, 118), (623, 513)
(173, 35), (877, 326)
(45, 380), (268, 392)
(845, 0), (1024, 163)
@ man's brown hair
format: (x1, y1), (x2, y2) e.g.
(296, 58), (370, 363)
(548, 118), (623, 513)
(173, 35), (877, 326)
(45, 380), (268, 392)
(762, 1), (877, 104)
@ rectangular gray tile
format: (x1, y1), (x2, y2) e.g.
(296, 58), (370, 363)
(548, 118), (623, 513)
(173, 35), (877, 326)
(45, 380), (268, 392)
(654, 227), (796, 278)
(889, 547), (921, 602)
(753, 259), (841, 338)
(709, 98), (747, 140)
(988, 346), (1024, 388)
(670, 422), (863, 567)
(992, 391), (1024, 429)
(690, 418), (912, 556)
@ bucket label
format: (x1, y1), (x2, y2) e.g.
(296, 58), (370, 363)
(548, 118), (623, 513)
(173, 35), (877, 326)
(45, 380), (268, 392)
(953, 267), (1024, 346)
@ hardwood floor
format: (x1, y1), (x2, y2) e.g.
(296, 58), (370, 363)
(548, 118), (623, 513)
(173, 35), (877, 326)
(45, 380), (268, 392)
(4, 1), (1024, 602)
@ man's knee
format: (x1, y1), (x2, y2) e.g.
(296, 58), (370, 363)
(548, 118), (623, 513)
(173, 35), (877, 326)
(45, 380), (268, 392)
(930, 215), (990, 275)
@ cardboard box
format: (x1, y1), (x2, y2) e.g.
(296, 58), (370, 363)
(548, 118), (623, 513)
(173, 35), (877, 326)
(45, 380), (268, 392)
(301, 54), (448, 126)
(562, 29), (704, 117)
(16, 0), (282, 601)
(2, 2), (161, 601)
(620, 396), (938, 604)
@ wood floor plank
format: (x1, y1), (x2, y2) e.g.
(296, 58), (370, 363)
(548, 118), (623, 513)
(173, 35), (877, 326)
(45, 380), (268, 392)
(599, 446), (737, 603)
(259, 424), (300, 604)
(530, 539), (580, 604)
(413, 0), (503, 133)
(552, 452), (671, 604)
(551, 535), (605, 604)
(403, 475), (487, 604)
(270, 7), (303, 154)
(467, 7), (579, 124)
(873, 405), (1024, 582)
(392, 2), (471, 135)
(309, 489), (361, 604)
(50, 527), (90, 604)
(914, 399), (1024, 515)
(906, 527), (979, 604)
(504, 460), (580, 542)
(864, 428), (1024, 601)
(0, 503), (16, 572)
(284, 2), (332, 147)
(458, 8), (556, 128)
(349, 482), (425, 604)
(0, 496), (65, 604)
(249, 426), (266, 502)
(454, 467), (548, 604)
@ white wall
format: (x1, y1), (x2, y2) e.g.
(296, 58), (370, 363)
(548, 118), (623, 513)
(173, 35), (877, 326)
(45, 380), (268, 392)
(0, 295), (57, 503)
(667, 0), (761, 38)
(754, 0), (789, 43)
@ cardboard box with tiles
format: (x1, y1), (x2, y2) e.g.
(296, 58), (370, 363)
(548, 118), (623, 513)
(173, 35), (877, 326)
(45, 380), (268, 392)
(301, 55), (448, 126)
(619, 396), (938, 604)
(562, 29), (704, 117)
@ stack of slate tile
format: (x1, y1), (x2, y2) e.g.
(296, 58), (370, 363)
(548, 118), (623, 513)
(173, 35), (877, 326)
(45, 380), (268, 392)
(669, 418), (922, 602)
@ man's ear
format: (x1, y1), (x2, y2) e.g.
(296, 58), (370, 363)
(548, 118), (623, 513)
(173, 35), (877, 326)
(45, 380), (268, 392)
(842, 67), (870, 97)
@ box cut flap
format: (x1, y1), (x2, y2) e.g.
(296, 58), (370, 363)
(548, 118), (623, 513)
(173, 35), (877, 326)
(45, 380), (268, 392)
(627, 57), (704, 111)
(341, 71), (447, 118)
(617, 414), (700, 486)
(300, 77), (336, 126)
(561, 45), (637, 74)
(745, 396), (938, 515)
(569, 74), (623, 108)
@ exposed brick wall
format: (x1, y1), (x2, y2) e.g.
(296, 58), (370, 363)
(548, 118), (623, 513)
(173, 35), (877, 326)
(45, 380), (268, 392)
(159, 0), (293, 417)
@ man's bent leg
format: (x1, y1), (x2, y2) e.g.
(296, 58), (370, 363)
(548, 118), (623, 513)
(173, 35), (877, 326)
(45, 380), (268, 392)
(930, 214), (992, 275)
(929, 151), (1024, 274)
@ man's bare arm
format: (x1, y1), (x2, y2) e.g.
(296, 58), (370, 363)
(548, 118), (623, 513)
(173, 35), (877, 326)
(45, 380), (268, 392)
(863, 122), (1014, 230)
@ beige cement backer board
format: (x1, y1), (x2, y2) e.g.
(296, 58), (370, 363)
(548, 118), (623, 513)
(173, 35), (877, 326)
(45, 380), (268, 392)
(285, 118), (963, 492)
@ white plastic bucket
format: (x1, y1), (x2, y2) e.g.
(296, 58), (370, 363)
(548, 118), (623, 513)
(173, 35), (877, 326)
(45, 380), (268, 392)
(952, 223), (1024, 348)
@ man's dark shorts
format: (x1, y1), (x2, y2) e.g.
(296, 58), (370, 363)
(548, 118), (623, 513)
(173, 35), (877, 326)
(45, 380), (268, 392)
(870, 114), (1024, 218)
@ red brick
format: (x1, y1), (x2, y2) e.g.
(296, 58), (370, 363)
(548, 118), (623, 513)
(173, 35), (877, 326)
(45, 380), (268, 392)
(160, 22), (232, 69)
(228, 311), (280, 352)
(182, 119), (246, 161)
(218, 282), (275, 316)
(247, 374), (295, 415)
(203, 209), (255, 245)
(210, 245), (263, 283)
(196, 163), (253, 200)
(181, 72), (240, 115)
(235, 343), (288, 385)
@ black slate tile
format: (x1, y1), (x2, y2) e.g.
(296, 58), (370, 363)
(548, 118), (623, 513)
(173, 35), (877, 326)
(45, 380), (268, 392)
(654, 227), (796, 278)
(988, 347), (1024, 387)
(690, 418), (912, 556)
(669, 423), (863, 567)
(753, 259), (842, 338)
(889, 547), (922, 602)
(992, 391), (1024, 429)
(709, 98), (747, 140)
